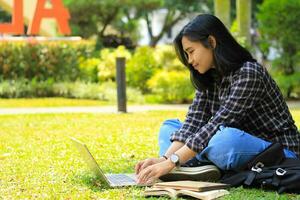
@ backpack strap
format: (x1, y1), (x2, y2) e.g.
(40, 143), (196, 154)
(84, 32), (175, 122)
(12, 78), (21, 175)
(244, 162), (264, 185)
(271, 167), (286, 187)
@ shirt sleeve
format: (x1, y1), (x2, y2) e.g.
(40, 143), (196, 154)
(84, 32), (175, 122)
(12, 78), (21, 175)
(170, 89), (212, 143)
(185, 67), (265, 153)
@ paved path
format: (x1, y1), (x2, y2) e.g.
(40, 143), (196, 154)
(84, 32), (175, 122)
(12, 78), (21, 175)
(0, 101), (299, 115)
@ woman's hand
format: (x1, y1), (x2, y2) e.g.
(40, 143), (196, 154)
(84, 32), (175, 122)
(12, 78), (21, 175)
(135, 157), (166, 175)
(136, 160), (175, 184)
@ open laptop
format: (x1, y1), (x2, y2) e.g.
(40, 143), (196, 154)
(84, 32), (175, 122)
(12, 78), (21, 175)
(70, 137), (152, 187)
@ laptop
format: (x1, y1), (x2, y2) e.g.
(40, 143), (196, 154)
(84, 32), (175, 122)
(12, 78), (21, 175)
(70, 137), (152, 187)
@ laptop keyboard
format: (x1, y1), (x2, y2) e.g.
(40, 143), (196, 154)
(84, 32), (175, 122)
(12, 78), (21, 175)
(107, 174), (136, 185)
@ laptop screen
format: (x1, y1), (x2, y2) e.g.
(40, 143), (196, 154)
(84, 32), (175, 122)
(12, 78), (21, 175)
(70, 137), (110, 186)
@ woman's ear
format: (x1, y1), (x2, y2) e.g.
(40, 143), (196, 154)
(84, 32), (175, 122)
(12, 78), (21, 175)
(208, 35), (216, 49)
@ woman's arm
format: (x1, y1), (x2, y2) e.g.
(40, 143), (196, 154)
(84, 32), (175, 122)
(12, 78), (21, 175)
(163, 141), (185, 158)
(170, 89), (212, 144)
(135, 141), (184, 175)
(136, 145), (197, 184)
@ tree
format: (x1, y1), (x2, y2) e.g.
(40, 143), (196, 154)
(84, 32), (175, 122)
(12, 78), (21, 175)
(64, 0), (213, 47)
(64, 0), (140, 48)
(257, 0), (300, 75)
(137, 0), (213, 46)
(0, 7), (11, 23)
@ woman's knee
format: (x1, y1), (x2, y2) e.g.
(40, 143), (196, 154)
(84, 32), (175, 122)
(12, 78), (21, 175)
(158, 119), (182, 139)
(158, 119), (182, 156)
(203, 126), (263, 170)
(208, 126), (245, 148)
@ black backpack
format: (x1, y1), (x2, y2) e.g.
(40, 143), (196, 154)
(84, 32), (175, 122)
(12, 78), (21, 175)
(220, 143), (300, 194)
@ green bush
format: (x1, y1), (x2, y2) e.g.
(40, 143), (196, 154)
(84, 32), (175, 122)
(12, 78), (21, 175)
(257, 0), (300, 75)
(126, 46), (161, 93)
(0, 79), (145, 103)
(147, 70), (195, 103)
(273, 72), (300, 99)
(0, 40), (94, 81)
(0, 79), (54, 98)
(97, 46), (131, 82)
(55, 81), (145, 103)
(230, 19), (248, 48)
(78, 57), (100, 82)
(154, 45), (185, 71)
(0, 42), (205, 103)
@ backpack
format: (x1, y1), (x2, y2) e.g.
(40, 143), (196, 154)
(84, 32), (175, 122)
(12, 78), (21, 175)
(220, 143), (300, 194)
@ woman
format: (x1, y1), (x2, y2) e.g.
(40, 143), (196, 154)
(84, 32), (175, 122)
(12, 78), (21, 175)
(135, 14), (300, 184)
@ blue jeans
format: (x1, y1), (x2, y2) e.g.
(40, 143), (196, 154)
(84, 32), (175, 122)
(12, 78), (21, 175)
(158, 119), (298, 171)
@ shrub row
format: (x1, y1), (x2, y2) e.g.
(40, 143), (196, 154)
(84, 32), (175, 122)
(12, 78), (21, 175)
(0, 79), (145, 104)
(79, 45), (195, 103)
(2, 41), (298, 103)
(0, 40), (95, 81)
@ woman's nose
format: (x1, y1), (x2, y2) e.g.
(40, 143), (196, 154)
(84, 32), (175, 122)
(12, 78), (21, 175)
(188, 55), (193, 64)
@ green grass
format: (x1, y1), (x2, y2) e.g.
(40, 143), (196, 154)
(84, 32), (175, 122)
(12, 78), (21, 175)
(0, 98), (113, 108)
(0, 110), (299, 199)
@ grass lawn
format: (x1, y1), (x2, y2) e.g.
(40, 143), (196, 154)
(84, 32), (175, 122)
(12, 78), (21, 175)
(0, 98), (113, 108)
(0, 110), (299, 199)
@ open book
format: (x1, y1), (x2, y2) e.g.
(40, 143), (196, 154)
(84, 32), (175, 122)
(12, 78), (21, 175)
(154, 180), (229, 191)
(144, 187), (229, 200)
(144, 181), (230, 200)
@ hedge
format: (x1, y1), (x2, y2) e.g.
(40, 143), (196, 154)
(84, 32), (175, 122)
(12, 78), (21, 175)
(0, 40), (95, 82)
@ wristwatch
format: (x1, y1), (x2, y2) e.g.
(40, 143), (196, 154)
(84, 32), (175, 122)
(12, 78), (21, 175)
(170, 154), (180, 167)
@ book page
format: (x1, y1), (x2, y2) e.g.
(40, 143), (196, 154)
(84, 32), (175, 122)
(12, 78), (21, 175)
(154, 181), (229, 191)
(178, 189), (229, 200)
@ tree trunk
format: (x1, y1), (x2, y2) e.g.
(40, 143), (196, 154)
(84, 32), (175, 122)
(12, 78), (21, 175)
(214, 0), (231, 29)
(99, 7), (119, 37)
(148, 10), (182, 47)
(236, 0), (251, 46)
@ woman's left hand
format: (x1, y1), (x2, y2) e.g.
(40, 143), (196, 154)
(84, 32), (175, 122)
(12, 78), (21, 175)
(137, 160), (175, 184)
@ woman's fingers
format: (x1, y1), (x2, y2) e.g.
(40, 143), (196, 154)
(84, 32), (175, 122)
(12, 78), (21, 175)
(137, 166), (161, 184)
(135, 158), (163, 176)
(138, 167), (152, 184)
(137, 161), (174, 184)
(144, 170), (157, 183)
(135, 161), (144, 174)
(139, 159), (152, 173)
(135, 160), (152, 175)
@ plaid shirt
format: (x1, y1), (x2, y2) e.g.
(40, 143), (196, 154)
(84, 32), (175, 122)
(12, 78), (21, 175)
(171, 61), (300, 156)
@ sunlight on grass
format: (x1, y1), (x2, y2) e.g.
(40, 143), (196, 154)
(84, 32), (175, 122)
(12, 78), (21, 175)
(291, 109), (300, 126)
(0, 98), (112, 108)
(0, 110), (299, 199)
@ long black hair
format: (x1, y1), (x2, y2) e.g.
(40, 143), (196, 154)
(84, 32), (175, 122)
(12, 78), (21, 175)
(174, 14), (255, 91)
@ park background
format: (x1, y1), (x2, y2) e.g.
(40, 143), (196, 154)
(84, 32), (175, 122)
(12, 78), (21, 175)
(0, 0), (300, 199)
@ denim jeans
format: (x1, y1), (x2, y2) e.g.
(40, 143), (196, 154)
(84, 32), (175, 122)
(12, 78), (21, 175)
(158, 119), (298, 171)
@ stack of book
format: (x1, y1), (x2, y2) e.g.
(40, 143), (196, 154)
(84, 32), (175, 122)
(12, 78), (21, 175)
(144, 181), (230, 200)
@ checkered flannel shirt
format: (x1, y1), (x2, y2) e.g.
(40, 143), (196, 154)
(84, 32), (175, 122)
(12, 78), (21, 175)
(171, 61), (300, 156)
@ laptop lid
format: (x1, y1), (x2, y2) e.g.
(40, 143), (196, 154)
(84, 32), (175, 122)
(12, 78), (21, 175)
(70, 137), (111, 186)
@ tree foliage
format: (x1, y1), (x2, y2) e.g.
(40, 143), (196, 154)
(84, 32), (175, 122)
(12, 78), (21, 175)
(257, 0), (300, 75)
(137, 0), (213, 46)
(63, 0), (212, 47)
(0, 7), (11, 23)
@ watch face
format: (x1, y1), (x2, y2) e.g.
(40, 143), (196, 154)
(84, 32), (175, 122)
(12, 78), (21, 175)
(170, 154), (179, 164)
